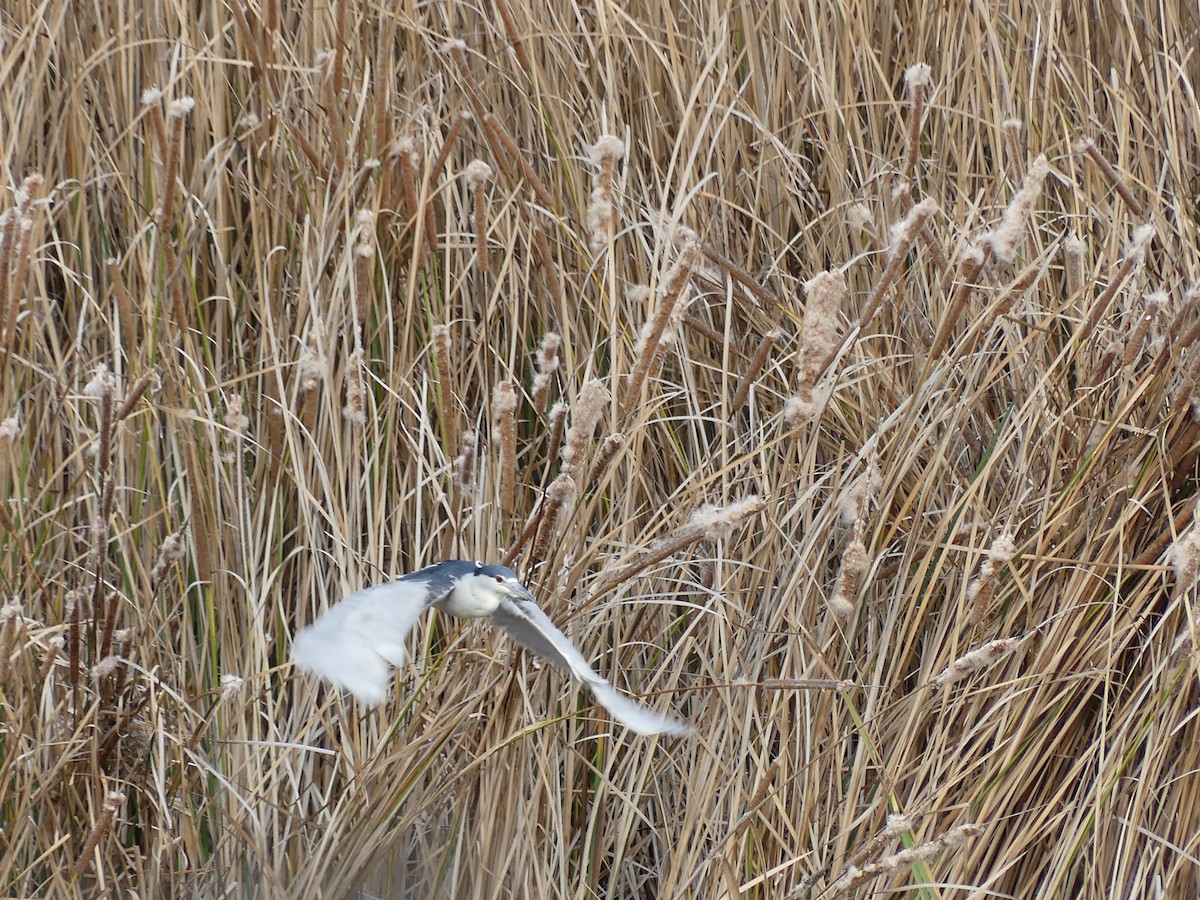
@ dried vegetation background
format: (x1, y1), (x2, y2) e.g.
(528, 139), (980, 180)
(2, 0), (1200, 897)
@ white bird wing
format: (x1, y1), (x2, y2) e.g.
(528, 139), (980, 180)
(292, 579), (434, 706)
(491, 595), (693, 736)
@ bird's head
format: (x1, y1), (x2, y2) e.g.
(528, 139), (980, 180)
(468, 563), (535, 602)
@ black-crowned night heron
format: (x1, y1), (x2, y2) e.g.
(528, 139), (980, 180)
(292, 560), (693, 736)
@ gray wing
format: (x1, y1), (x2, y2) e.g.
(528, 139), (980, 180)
(491, 596), (693, 736)
(292, 579), (435, 706)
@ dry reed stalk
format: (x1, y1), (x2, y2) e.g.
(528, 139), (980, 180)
(492, 381), (518, 517)
(69, 790), (125, 879)
(530, 332), (561, 414)
(1076, 224), (1155, 345)
(432, 325), (456, 452)
(465, 160), (493, 273)
(156, 98), (194, 231)
(1076, 139), (1147, 218)
(561, 380), (610, 474)
(587, 135), (625, 255)
(903, 63), (932, 177)
(621, 243), (699, 420)
(593, 497), (763, 596)
(530, 473), (577, 563)
(702, 244), (781, 307)
(784, 271), (847, 422)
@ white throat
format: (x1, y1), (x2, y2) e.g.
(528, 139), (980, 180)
(433, 574), (505, 618)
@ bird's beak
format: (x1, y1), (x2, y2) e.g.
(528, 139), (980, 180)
(505, 581), (536, 602)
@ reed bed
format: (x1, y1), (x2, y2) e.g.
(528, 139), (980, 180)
(1, 1), (1198, 897)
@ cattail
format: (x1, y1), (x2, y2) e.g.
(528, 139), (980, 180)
(343, 339), (367, 426)
(492, 381), (519, 517)
(966, 532), (1016, 623)
(903, 63), (932, 176)
(114, 370), (157, 423)
(97, 589), (121, 663)
(702, 244), (780, 308)
(544, 402), (568, 475)
(70, 790), (125, 878)
(390, 137), (422, 232)
(587, 135), (626, 254)
(846, 202), (879, 246)
(220, 672), (245, 702)
(928, 243), (990, 360)
(1169, 513), (1200, 593)
(331, 0), (346, 96)
(1120, 291), (1169, 370)
(1002, 118), (1025, 178)
(0, 410), (18, 446)
(530, 473), (577, 563)
(354, 210), (376, 322)
(785, 270), (847, 422)
(531, 332), (562, 414)
(430, 111), (472, 185)
(588, 432), (625, 483)
(37, 634), (63, 690)
(1077, 224), (1155, 345)
(985, 155), (1050, 264)
(65, 588), (83, 713)
(834, 823), (983, 890)
(531, 227), (565, 323)
(481, 113), (556, 210)
(1076, 138), (1146, 219)
(855, 198), (938, 335)
(157, 97), (195, 230)
(828, 536), (867, 623)
(561, 380), (610, 472)
(596, 497), (763, 595)
(432, 324), (456, 451)
(149, 522), (189, 586)
(141, 86), (167, 155)
(465, 160), (493, 273)
(299, 316), (327, 394)
(0, 601), (21, 681)
(847, 813), (917, 870)
(493, 0), (532, 73)
(731, 329), (782, 413)
(930, 637), (1020, 687)
(1063, 233), (1086, 299)
(454, 429), (478, 493)
(622, 243), (699, 420)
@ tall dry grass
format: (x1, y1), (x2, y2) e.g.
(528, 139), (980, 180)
(1, 1), (1199, 897)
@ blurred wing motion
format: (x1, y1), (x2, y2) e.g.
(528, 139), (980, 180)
(491, 595), (693, 737)
(292, 580), (433, 706)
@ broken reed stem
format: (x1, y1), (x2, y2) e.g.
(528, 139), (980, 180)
(481, 113), (556, 210)
(621, 242), (700, 421)
(903, 63), (932, 177)
(530, 473), (577, 564)
(702, 245), (781, 307)
(70, 790), (125, 879)
(156, 98), (194, 231)
(493, 0), (532, 74)
(492, 382), (518, 518)
(1076, 224), (1154, 346)
(1076, 139), (1147, 219)
(465, 160), (493, 273)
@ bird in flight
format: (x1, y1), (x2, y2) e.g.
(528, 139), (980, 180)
(292, 560), (693, 736)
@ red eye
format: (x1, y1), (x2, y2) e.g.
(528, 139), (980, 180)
(494, 576), (504, 583)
